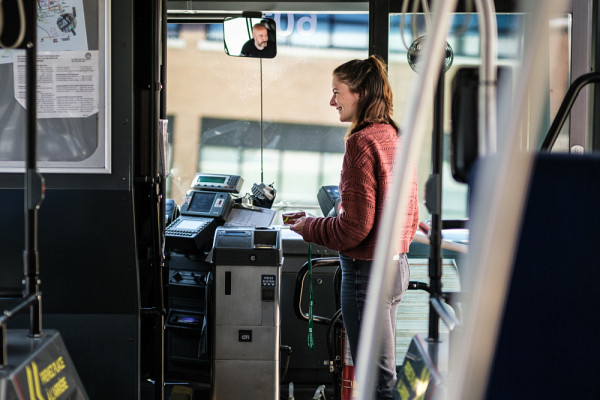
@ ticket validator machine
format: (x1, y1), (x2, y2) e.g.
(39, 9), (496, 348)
(211, 226), (283, 400)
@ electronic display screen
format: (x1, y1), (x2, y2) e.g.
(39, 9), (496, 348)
(177, 219), (206, 230)
(188, 191), (216, 213)
(198, 175), (226, 184)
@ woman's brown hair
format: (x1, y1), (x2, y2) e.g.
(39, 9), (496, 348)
(333, 55), (398, 139)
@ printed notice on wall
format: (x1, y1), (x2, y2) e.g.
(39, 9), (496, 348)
(13, 51), (99, 119)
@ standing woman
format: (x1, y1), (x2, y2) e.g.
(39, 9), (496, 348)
(290, 55), (419, 399)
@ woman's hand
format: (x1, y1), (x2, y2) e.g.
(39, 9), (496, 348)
(289, 216), (307, 234)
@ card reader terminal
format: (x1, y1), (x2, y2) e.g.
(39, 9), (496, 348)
(165, 216), (219, 251)
(166, 190), (234, 251)
(191, 172), (244, 194)
(317, 185), (341, 217)
(180, 190), (233, 219)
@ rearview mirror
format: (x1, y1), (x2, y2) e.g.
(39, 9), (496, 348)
(223, 17), (277, 59)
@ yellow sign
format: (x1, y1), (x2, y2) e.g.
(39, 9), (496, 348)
(395, 360), (432, 400)
(25, 356), (70, 400)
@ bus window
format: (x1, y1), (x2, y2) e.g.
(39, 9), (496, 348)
(166, 13), (371, 217)
(166, 10), (570, 222)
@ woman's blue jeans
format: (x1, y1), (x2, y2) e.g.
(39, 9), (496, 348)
(339, 253), (410, 400)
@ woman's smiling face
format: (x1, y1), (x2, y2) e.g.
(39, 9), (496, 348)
(330, 76), (360, 123)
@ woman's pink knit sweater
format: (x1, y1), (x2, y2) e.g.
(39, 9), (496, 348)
(301, 123), (419, 260)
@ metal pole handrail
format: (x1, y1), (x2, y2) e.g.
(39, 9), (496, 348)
(293, 257), (341, 325)
(541, 72), (600, 150)
(0, 294), (41, 326)
(0, 293), (41, 368)
(354, 1), (459, 399)
(474, 0), (498, 155)
(449, 1), (572, 398)
(23, 0), (43, 339)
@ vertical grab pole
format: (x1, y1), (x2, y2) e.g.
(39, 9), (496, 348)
(474, 0), (498, 155)
(449, 1), (571, 398)
(260, 58), (264, 183)
(353, 0), (458, 399)
(427, 70), (445, 343)
(23, 0), (43, 338)
(153, 0), (166, 397)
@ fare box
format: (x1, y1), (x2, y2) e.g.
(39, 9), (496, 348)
(282, 211), (305, 225)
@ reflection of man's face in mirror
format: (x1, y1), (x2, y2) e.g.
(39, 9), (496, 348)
(252, 25), (269, 49)
(239, 22), (275, 58)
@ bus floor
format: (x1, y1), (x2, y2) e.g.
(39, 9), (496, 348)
(140, 380), (337, 399)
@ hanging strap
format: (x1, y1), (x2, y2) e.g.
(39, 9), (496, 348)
(307, 243), (315, 350)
